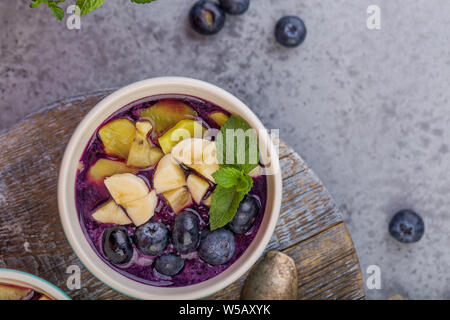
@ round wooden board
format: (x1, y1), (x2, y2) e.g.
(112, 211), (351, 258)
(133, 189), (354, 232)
(0, 91), (365, 300)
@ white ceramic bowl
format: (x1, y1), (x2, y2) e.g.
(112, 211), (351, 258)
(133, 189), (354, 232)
(0, 269), (71, 300)
(58, 77), (282, 300)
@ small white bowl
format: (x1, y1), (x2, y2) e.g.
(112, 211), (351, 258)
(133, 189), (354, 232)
(0, 269), (71, 300)
(58, 77), (282, 300)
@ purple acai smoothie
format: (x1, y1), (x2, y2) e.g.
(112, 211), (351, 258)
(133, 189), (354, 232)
(75, 94), (267, 287)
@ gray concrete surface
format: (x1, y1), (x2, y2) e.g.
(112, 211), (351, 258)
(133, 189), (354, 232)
(1, 0), (450, 299)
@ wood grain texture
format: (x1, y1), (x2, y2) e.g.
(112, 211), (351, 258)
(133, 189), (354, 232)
(0, 91), (364, 300)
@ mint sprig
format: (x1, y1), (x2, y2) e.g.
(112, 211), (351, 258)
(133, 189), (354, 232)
(30, 0), (157, 20)
(209, 116), (259, 231)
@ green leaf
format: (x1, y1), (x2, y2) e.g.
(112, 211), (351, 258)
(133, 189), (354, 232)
(216, 115), (259, 174)
(76, 0), (104, 15)
(212, 167), (242, 188)
(49, 4), (64, 20)
(209, 186), (248, 231)
(130, 0), (156, 3)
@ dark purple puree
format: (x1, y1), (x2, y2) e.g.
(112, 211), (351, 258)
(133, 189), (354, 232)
(75, 94), (267, 287)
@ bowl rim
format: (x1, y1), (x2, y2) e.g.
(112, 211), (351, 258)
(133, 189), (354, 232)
(0, 268), (71, 300)
(57, 77), (282, 300)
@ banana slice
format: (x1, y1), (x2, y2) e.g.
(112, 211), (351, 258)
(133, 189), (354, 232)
(163, 187), (193, 213)
(153, 154), (187, 194)
(171, 138), (219, 182)
(123, 190), (157, 226)
(104, 173), (149, 205)
(187, 174), (210, 204)
(92, 200), (132, 225)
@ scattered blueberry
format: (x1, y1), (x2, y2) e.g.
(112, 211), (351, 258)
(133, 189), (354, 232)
(275, 16), (307, 48)
(172, 212), (200, 253)
(154, 253), (185, 276)
(102, 226), (133, 264)
(134, 222), (169, 256)
(228, 195), (259, 234)
(389, 209), (425, 243)
(219, 0), (250, 15)
(199, 228), (235, 265)
(190, 0), (226, 35)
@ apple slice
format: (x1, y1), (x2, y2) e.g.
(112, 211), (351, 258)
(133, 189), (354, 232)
(171, 138), (219, 182)
(123, 190), (157, 226)
(139, 100), (198, 135)
(0, 284), (33, 300)
(187, 174), (210, 204)
(153, 154), (187, 194)
(104, 173), (149, 205)
(88, 159), (137, 183)
(158, 119), (204, 154)
(163, 187), (193, 214)
(92, 200), (132, 225)
(209, 112), (229, 127)
(99, 118), (136, 159)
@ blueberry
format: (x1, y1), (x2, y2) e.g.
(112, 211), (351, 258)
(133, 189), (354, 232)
(275, 16), (307, 48)
(154, 253), (185, 276)
(199, 228), (235, 265)
(228, 195), (259, 234)
(172, 212), (200, 253)
(102, 226), (133, 264)
(190, 0), (226, 35)
(219, 0), (249, 15)
(134, 222), (169, 256)
(389, 209), (425, 243)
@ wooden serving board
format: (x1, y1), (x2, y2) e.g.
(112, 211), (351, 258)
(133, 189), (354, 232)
(0, 91), (365, 300)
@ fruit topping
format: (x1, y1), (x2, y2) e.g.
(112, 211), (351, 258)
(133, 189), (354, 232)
(190, 0), (226, 35)
(187, 174), (210, 204)
(99, 118), (136, 159)
(172, 212), (200, 253)
(0, 284), (33, 300)
(163, 187), (193, 214)
(154, 253), (185, 276)
(209, 111), (229, 127)
(198, 228), (235, 265)
(203, 194), (212, 207)
(38, 295), (51, 300)
(87, 159), (137, 183)
(153, 154), (187, 194)
(158, 119), (204, 154)
(171, 138), (219, 182)
(227, 195), (259, 234)
(135, 120), (152, 136)
(134, 221), (169, 256)
(104, 173), (149, 205)
(389, 209), (425, 243)
(127, 131), (163, 168)
(248, 165), (262, 177)
(139, 100), (197, 135)
(122, 190), (158, 226)
(92, 200), (132, 225)
(219, 0), (250, 15)
(275, 16), (307, 48)
(102, 226), (133, 265)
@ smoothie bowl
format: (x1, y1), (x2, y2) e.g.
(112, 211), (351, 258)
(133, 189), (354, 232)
(0, 269), (70, 300)
(58, 77), (281, 299)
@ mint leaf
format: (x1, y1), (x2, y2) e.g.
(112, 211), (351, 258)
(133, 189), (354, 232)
(49, 4), (64, 20)
(209, 186), (248, 231)
(212, 167), (242, 188)
(76, 0), (104, 15)
(216, 115), (259, 174)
